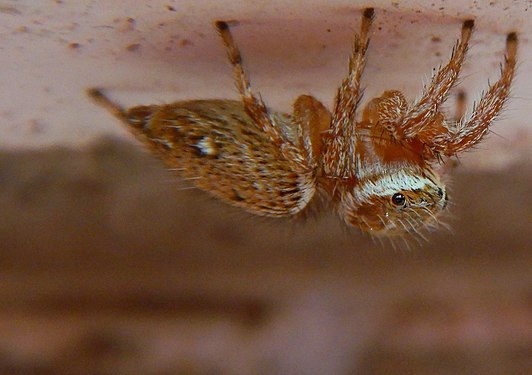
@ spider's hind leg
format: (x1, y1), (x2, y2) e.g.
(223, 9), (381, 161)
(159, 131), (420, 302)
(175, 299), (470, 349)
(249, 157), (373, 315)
(214, 21), (282, 144)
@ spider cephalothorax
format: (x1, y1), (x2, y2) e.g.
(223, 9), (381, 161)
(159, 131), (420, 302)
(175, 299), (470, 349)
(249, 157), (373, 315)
(88, 8), (516, 240)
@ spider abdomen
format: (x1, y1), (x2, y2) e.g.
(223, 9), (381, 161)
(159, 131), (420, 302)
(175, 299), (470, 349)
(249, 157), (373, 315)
(127, 100), (318, 217)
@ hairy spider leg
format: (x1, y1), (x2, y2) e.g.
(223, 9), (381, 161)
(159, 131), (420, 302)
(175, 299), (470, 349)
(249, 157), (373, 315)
(385, 20), (474, 140)
(215, 21), (283, 145)
(439, 32), (518, 156)
(323, 7), (375, 178)
(215, 21), (330, 167)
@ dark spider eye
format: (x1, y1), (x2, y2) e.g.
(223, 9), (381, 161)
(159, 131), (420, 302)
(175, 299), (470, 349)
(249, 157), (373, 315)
(391, 192), (406, 206)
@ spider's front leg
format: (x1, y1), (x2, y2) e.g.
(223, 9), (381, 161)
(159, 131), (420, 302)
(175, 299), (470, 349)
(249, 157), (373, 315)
(322, 8), (374, 178)
(436, 32), (518, 156)
(381, 19), (474, 141)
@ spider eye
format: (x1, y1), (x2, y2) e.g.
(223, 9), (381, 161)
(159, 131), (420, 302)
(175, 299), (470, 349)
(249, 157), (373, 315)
(391, 192), (406, 206)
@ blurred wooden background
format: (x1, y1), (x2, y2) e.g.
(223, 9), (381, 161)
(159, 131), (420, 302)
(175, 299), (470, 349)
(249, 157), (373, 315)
(0, 139), (530, 375)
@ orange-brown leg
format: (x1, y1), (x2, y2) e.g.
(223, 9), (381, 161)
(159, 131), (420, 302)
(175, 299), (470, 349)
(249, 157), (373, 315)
(323, 8), (374, 177)
(215, 21), (283, 144)
(441, 32), (517, 156)
(385, 20), (474, 140)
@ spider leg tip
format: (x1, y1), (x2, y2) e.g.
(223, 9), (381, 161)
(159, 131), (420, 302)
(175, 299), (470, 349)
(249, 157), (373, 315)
(363, 8), (375, 19)
(507, 32), (518, 43)
(87, 87), (105, 99)
(506, 32), (518, 58)
(214, 20), (229, 31)
(463, 19), (475, 30)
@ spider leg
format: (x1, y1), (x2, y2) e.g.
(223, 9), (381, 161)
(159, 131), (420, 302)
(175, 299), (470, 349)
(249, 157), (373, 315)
(385, 20), (474, 139)
(439, 32), (517, 156)
(215, 21), (283, 145)
(323, 8), (374, 177)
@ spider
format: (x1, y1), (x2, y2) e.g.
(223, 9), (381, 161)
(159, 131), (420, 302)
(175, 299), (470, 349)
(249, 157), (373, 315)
(88, 8), (517, 240)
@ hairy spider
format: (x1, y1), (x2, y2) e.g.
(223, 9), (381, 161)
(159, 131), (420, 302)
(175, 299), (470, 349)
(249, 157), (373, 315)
(88, 8), (517, 240)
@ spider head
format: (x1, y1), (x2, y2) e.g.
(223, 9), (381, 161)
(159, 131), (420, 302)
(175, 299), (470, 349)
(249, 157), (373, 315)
(339, 168), (448, 237)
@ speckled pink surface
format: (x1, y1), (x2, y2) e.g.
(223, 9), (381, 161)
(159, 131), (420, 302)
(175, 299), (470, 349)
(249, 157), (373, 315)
(1, 0), (531, 169)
